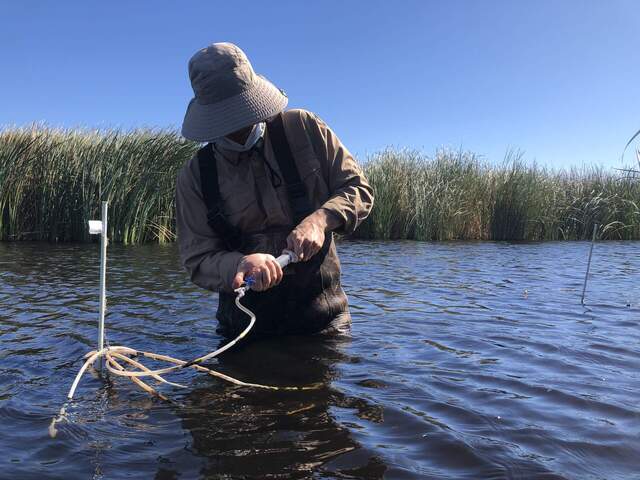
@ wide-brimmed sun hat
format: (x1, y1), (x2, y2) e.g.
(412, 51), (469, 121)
(181, 42), (288, 141)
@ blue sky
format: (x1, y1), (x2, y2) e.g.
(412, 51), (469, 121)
(1, 0), (639, 168)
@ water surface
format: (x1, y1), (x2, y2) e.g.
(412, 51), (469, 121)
(0, 240), (639, 479)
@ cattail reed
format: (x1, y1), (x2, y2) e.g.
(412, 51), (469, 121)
(1, 127), (639, 243)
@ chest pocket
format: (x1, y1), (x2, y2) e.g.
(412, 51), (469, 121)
(220, 189), (255, 215)
(293, 143), (329, 208)
(220, 187), (259, 232)
(219, 153), (290, 232)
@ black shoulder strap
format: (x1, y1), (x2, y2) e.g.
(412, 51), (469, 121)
(267, 113), (313, 223)
(197, 143), (243, 250)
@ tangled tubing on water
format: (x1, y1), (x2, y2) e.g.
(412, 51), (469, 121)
(49, 251), (316, 438)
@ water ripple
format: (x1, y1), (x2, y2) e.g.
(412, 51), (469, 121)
(1, 240), (639, 478)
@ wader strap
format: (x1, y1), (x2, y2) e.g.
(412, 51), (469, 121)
(197, 143), (243, 250)
(267, 114), (314, 223)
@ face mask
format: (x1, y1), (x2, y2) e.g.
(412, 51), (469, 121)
(215, 122), (265, 152)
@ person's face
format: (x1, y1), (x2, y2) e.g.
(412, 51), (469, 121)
(225, 124), (254, 144)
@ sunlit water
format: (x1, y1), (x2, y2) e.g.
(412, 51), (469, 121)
(0, 240), (638, 479)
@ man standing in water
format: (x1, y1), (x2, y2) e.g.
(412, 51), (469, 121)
(176, 43), (373, 337)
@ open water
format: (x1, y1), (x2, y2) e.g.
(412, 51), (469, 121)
(0, 240), (638, 479)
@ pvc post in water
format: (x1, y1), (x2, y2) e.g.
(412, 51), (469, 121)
(88, 203), (108, 368)
(98, 201), (108, 359)
(580, 223), (598, 305)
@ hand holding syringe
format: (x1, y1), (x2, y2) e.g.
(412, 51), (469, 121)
(235, 249), (299, 296)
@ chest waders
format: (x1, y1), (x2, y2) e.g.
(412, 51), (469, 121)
(197, 113), (349, 338)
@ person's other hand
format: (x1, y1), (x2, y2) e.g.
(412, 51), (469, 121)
(232, 253), (283, 291)
(286, 216), (326, 262)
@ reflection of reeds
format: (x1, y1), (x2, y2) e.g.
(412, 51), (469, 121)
(1, 127), (639, 242)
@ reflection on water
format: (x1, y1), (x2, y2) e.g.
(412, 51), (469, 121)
(180, 338), (380, 479)
(0, 240), (639, 479)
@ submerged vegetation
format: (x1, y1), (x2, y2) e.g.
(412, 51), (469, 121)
(1, 126), (639, 243)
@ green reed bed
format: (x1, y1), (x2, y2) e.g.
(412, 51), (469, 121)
(356, 148), (640, 241)
(1, 127), (639, 243)
(0, 126), (198, 243)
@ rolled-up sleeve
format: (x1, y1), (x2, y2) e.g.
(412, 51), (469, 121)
(305, 112), (374, 235)
(175, 159), (243, 292)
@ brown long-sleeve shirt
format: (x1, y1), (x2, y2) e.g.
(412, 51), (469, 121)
(175, 108), (374, 292)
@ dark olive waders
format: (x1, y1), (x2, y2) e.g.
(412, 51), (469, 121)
(197, 113), (349, 338)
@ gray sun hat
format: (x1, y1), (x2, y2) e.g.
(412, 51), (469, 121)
(181, 43), (288, 142)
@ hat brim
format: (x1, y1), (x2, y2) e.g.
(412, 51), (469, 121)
(181, 75), (288, 142)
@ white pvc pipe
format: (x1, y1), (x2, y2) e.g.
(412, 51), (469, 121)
(97, 201), (108, 366)
(581, 223), (598, 305)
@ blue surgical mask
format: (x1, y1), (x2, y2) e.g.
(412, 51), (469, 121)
(216, 122), (265, 152)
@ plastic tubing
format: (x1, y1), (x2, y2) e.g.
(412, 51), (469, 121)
(49, 250), (309, 437)
(105, 250), (297, 378)
(50, 250), (305, 433)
